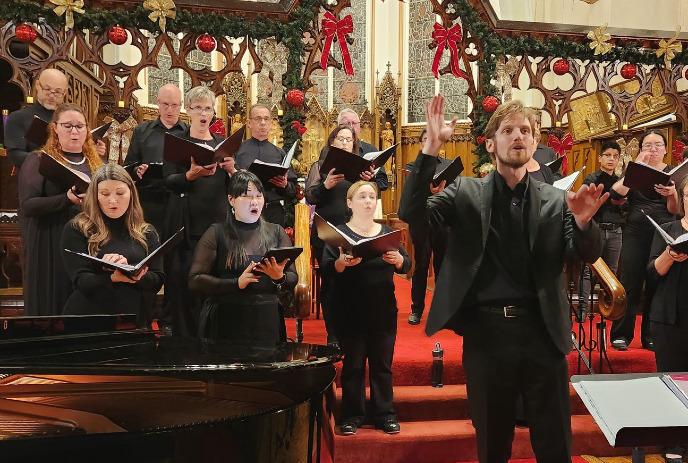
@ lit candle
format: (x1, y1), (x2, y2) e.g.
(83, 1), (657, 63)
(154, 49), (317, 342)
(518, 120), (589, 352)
(277, 109), (283, 117)
(26, 96), (33, 104)
(555, 121), (561, 128)
(622, 124), (628, 130)
(118, 100), (125, 108)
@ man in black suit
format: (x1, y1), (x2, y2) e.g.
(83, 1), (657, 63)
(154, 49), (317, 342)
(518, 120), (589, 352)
(399, 95), (606, 463)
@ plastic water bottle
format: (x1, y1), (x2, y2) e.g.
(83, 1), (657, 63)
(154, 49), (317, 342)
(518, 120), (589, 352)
(431, 342), (444, 388)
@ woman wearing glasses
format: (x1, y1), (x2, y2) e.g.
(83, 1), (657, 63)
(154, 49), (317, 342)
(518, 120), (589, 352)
(188, 171), (297, 343)
(18, 103), (103, 316)
(163, 85), (234, 337)
(610, 130), (679, 350)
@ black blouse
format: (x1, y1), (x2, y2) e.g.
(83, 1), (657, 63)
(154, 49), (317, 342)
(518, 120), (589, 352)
(647, 219), (688, 325)
(188, 219), (298, 343)
(322, 223), (411, 335)
(61, 217), (164, 325)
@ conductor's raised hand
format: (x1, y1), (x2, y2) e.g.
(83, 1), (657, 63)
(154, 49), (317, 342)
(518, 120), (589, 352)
(255, 256), (288, 281)
(566, 183), (609, 230)
(424, 95), (457, 157)
(238, 261), (260, 289)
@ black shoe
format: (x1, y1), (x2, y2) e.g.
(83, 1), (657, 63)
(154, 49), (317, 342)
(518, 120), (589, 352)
(642, 338), (655, 351)
(339, 421), (357, 435)
(378, 418), (400, 434)
(611, 338), (628, 351)
(408, 312), (421, 325)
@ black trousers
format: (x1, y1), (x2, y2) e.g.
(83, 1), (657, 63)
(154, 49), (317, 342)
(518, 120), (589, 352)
(409, 224), (447, 316)
(339, 318), (397, 425)
(612, 226), (654, 343)
(652, 319), (688, 372)
(161, 238), (199, 337)
(462, 312), (571, 463)
(313, 238), (338, 343)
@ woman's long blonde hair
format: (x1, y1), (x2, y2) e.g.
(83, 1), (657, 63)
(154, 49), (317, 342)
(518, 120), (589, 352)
(72, 164), (153, 256)
(41, 103), (102, 173)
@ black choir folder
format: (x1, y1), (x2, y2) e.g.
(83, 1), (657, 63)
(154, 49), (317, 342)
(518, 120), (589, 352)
(38, 151), (91, 193)
(123, 161), (163, 180)
(545, 156), (563, 173)
(314, 213), (401, 259)
(64, 227), (184, 277)
(248, 140), (298, 183)
(250, 246), (303, 268)
(319, 144), (398, 183)
(623, 159), (688, 198)
(26, 116), (112, 147)
(163, 125), (245, 165)
(645, 212), (688, 254)
(432, 156), (464, 186)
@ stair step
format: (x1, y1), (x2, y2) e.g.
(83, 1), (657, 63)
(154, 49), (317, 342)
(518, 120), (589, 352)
(334, 384), (588, 421)
(334, 415), (629, 463)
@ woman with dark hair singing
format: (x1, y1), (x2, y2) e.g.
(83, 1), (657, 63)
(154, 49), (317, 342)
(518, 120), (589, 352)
(188, 171), (297, 344)
(61, 164), (164, 325)
(18, 102), (103, 316)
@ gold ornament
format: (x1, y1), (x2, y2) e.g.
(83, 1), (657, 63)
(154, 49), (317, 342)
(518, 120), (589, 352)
(143, 0), (176, 33)
(657, 27), (682, 69)
(47, 0), (85, 31)
(587, 25), (613, 56)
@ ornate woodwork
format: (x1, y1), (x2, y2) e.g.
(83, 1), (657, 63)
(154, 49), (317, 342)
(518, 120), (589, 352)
(374, 65), (402, 217)
(0, 211), (21, 289)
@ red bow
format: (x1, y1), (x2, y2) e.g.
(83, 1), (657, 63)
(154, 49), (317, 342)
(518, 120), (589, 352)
(431, 23), (469, 80)
(320, 12), (354, 76)
(291, 120), (307, 136)
(672, 139), (686, 164)
(547, 132), (573, 174)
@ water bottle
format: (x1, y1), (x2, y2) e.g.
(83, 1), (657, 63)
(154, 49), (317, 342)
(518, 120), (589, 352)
(431, 342), (444, 388)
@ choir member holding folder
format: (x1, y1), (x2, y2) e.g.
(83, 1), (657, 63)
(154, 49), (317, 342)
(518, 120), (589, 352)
(610, 130), (679, 351)
(646, 176), (688, 463)
(61, 164), (164, 325)
(235, 105), (297, 226)
(18, 103), (103, 316)
(162, 86), (234, 337)
(321, 181), (410, 436)
(188, 171), (297, 344)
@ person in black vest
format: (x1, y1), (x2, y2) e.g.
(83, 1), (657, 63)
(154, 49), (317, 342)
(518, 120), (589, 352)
(61, 164), (164, 326)
(125, 84), (187, 236)
(406, 128), (448, 325)
(400, 95), (604, 463)
(234, 105), (297, 226)
(578, 141), (625, 318)
(162, 86), (233, 336)
(610, 130), (679, 350)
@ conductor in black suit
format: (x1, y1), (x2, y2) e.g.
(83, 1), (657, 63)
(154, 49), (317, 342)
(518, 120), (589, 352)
(399, 95), (606, 463)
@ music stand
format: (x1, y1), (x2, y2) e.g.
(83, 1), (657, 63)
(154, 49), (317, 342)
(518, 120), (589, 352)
(572, 372), (688, 463)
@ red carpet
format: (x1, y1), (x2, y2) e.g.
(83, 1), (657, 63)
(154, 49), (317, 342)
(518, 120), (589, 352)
(292, 276), (657, 463)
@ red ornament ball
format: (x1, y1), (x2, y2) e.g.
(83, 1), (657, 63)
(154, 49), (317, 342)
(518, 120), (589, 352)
(286, 89), (305, 107)
(481, 95), (500, 113)
(196, 33), (216, 53)
(553, 58), (570, 76)
(620, 63), (637, 80)
(15, 23), (37, 44)
(108, 25), (128, 45)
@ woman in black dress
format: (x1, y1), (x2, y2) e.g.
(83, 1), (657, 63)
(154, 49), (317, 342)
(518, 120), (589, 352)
(646, 176), (688, 463)
(61, 164), (164, 325)
(18, 103), (103, 316)
(322, 181), (410, 436)
(188, 171), (297, 344)
(610, 130), (679, 350)
(162, 86), (233, 336)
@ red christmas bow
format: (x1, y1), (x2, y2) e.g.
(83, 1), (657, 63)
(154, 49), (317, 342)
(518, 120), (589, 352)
(291, 120), (307, 136)
(672, 139), (686, 164)
(320, 12), (354, 76)
(547, 132), (573, 174)
(431, 23), (469, 80)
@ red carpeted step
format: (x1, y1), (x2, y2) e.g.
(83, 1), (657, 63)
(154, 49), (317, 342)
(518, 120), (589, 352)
(334, 415), (628, 463)
(334, 384), (589, 421)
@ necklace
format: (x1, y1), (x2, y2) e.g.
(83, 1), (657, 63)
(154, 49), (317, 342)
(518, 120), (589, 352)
(64, 154), (86, 166)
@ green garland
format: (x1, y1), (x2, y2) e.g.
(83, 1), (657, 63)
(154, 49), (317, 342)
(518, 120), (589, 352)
(450, 0), (685, 172)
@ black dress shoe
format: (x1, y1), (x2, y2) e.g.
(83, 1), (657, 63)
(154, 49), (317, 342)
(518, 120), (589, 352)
(378, 418), (400, 434)
(611, 338), (628, 351)
(408, 312), (421, 325)
(339, 421), (357, 435)
(642, 338), (655, 351)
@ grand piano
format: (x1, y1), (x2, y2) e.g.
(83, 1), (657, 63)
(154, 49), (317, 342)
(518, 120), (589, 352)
(0, 314), (340, 462)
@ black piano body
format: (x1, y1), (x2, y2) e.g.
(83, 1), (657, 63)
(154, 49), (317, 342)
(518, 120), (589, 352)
(0, 315), (340, 463)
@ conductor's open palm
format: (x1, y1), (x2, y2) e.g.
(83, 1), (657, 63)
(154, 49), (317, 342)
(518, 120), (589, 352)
(566, 183), (609, 227)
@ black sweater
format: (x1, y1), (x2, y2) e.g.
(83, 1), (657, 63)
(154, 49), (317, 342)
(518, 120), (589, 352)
(648, 220), (688, 325)
(61, 217), (164, 325)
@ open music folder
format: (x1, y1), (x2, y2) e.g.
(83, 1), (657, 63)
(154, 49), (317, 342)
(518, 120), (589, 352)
(623, 159), (688, 198)
(644, 212), (688, 253)
(38, 151), (91, 193)
(163, 126), (245, 165)
(26, 117), (112, 147)
(432, 156), (464, 186)
(319, 144), (398, 183)
(64, 227), (184, 277)
(314, 213), (401, 259)
(248, 140), (298, 183)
